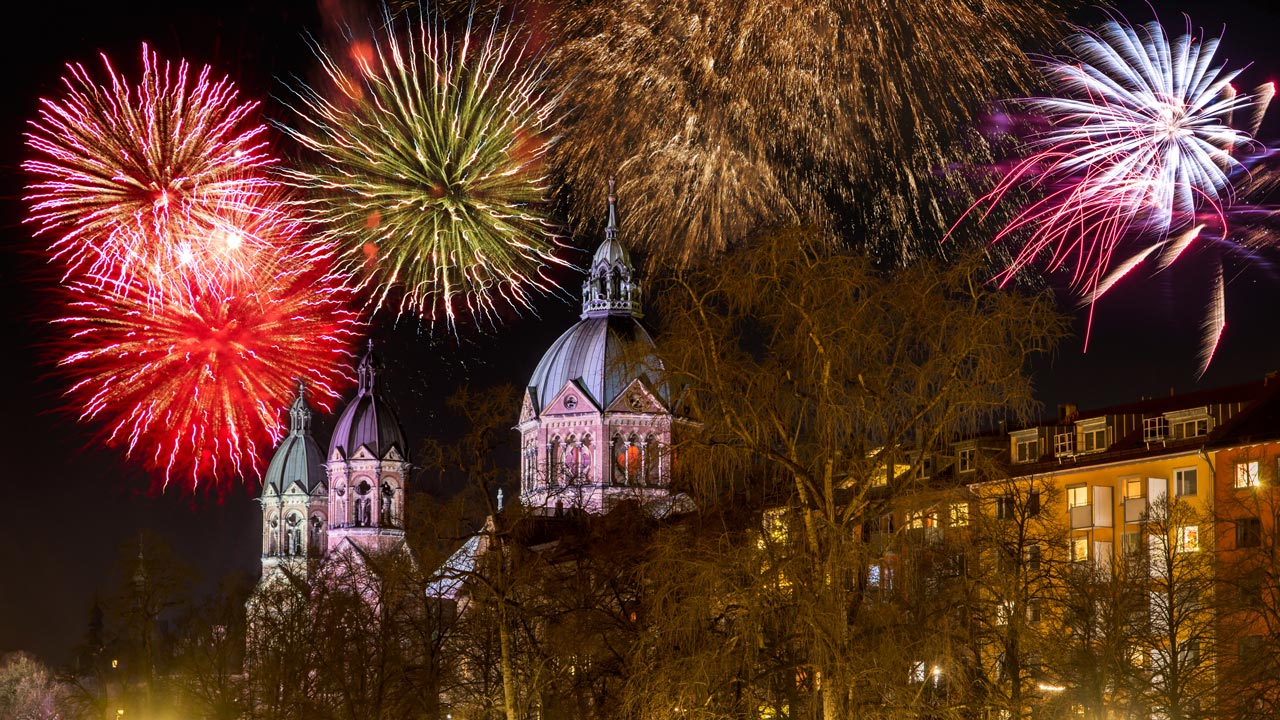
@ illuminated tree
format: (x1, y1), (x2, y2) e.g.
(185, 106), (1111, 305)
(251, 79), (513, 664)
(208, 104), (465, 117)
(636, 229), (1064, 718)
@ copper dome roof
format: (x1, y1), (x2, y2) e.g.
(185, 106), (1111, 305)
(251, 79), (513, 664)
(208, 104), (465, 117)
(263, 382), (325, 495)
(328, 345), (408, 461)
(527, 314), (666, 413)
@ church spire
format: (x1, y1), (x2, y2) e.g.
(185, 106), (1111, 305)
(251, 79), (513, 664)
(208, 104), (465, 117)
(606, 176), (618, 241)
(289, 379), (312, 437)
(582, 178), (642, 318)
(356, 339), (378, 394)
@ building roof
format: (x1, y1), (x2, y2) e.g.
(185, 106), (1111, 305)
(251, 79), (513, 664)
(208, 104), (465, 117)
(329, 344), (408, 461)
(1001, 374), (1280, 477)
(527, 314), (667, 413)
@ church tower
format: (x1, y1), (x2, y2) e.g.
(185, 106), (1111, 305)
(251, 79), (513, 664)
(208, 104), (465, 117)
(518, 180), (687, 515)
(258, 381), (328, 583)
(325, 342), (410, 556)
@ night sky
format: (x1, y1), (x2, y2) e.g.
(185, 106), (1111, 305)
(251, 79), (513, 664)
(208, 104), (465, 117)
(1, 0), (1278, 664)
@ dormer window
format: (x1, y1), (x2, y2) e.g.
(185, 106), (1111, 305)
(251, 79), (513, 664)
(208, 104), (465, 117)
(957, 447), (975, 473)
(1010, 430), (1040, 464)
(1174, 418), (1209, 440)
(1143, 417), (1170, 443)
(1166, 407), (1211, 440)
(1077, 418), (1108, 453)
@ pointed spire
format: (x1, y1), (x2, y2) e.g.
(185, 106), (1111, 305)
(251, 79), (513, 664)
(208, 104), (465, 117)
(289, 378), (312, 437)
(357, 339), (377, 394)
(582, 177), (642, 318)
(606, 176), (618, 242)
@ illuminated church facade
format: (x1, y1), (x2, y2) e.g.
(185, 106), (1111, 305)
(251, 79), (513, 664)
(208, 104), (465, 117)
(254, 183), (687, 591)
(254, 344), (411, 589)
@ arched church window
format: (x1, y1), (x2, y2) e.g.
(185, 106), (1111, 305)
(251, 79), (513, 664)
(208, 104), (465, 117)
(643, 435), (662, 486)
(611, 268), (622, 298)
(309, 516), (323, 556)
(523, 444), (537, 490)
(564, 435), (591, 485)
(268, 516), (279, 555)
(286, 513), (303, 556)
(610, 434), (623, 485)
(381, 482), (395, 526)
(613, 434), (642, 485)
(355, 481), (372, 527)
(596, 274), (607, 300)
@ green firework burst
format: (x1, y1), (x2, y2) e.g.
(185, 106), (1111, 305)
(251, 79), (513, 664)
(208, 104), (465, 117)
(279, 6), (565, 325)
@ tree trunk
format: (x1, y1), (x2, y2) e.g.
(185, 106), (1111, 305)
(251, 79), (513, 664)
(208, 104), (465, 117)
(500, 603), (519, 720)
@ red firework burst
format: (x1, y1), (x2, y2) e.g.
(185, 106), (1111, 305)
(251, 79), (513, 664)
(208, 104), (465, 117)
(24, 43), (275, 300)
(56, 241), (363, 493)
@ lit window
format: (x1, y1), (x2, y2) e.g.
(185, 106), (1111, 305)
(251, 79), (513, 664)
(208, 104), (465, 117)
(868, 563), (882, 588)
(1176, 525), (1200, 553)
(1070, 536), (1089, 563)
(906, 509), (938, 530)
(564, 439), (592, 484)
(949, 502), (970, 527)
(957, 448), (975, 473)
(909, 661), (927, 683)
(1125, 477), (1145, 499)
(1067, 485), (1089, 508)
(1236, 461), (1261, 489)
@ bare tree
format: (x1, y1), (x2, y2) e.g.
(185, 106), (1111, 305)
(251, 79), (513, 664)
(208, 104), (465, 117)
(632, 230), (1063, 719)
(1129, 495), (1218, 720)
(965, 472), (1066, 718)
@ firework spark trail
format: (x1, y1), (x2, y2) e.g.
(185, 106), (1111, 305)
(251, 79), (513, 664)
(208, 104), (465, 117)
(278, 5), (566, 327)
(949, 18), (1273, 368)
(55, 240), (363, 493)
(1199, 264), (1226, 378)
(957, 19), (1271, 294)
(23, 44), (277, 301)
(550, 0), (1070, 267)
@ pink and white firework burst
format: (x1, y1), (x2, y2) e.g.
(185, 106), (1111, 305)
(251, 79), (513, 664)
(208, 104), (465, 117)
(958, 18), (1273, 373)
(23, 44), (277, 301)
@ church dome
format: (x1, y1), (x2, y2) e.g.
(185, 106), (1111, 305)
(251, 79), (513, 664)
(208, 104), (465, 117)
(329, 344), (408, 461)
(528, 315), (666, 412)
(263, 382), (325, 494)
(527, 179), (666, 413)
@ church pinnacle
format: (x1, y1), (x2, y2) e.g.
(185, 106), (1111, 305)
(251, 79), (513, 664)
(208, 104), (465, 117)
(289, 379), (312, 437)
(582, 179), (642, 319)
(356, 339), (378, 395)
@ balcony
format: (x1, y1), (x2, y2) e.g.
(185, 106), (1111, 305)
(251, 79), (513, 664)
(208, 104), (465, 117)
(1124, 497), (1149, 523)
(1069, 487), (1114, 529)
